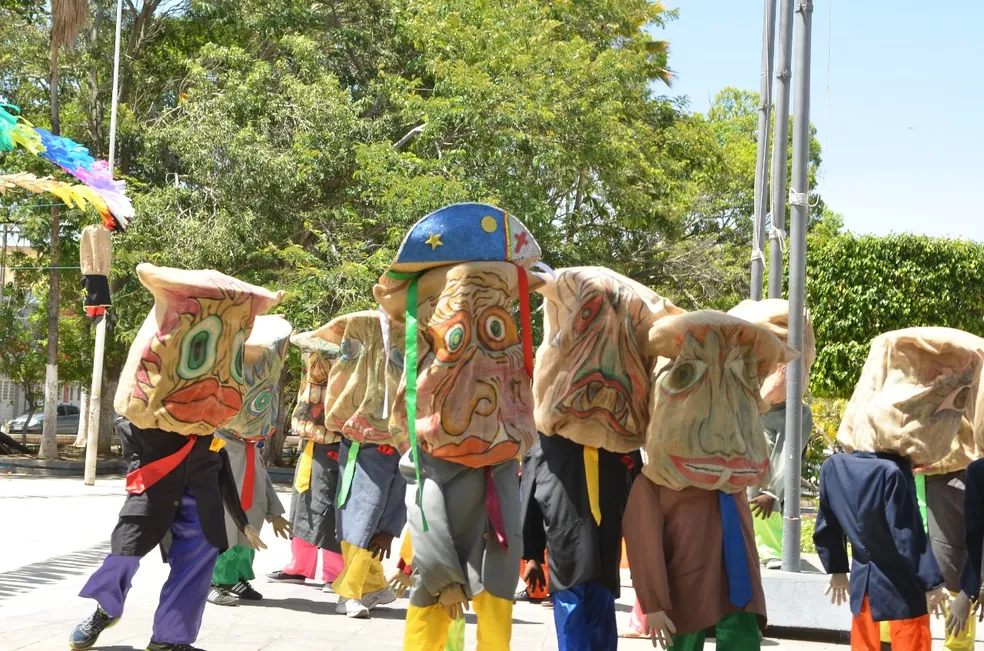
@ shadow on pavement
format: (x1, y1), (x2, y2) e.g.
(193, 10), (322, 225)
(0, 541), (110, 601)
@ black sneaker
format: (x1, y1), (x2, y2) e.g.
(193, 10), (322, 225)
(514, 588), (544, 604)
(69, 607), (119, 649)
(265, 570), (306, 584)
(230, 579), (263, 600)
(207, 584), (239, 607)
(146, 643), (205, 651)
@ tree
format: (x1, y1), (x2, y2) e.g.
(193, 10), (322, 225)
(0, 284), (44, 439)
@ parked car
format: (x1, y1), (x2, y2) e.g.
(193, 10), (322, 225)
(4, 404), (80, 435)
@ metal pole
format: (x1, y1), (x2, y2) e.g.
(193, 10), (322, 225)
(83, 0), (123, 486)
(781, 0), (813, 574)
(751, 0), (777, 301)
(767, 0), (795, 299)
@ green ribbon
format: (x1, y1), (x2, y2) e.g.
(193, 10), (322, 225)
(336, 441), (360, 508)
(914, 473), (928, 535)
(405, 276), (428, 531)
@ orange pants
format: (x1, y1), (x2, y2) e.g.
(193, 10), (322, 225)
(522, 551), (549, 600)
(851, 595), (931, 651)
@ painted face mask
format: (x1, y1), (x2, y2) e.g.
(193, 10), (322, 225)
(320, 311), (408, 449)
(727, 299), (816, 406)
(534, 266), (684, 452)
(222, 315), (292, 441)
(917, 416), (978, 475)
(114, 264), (284, 436)
(641, 311), (797, 493)
(290, 328), (340, 444)
(376, 261), (542, 467)
(837, 327), (984, 467)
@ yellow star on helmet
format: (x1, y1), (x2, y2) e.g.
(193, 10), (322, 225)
(425, 232), (443, 250)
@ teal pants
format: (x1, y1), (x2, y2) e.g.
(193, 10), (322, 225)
(672, 612), (760, 651)
(211, 545), (255, 585)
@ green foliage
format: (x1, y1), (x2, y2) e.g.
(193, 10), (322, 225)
(808, 234), (984, 397)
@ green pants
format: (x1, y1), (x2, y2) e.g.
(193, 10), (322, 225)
(672, 612), (760, 651)
(212, 545), (256, 585)
(445, 616), (465, 651)
(753, 511), (783, 562)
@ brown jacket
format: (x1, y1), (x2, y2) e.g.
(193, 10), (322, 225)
(622, 476), (767, 635)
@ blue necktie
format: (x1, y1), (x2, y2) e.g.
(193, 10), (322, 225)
(719, 491), (753, 608)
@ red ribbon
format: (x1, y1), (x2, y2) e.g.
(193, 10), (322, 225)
(485, 467), (508, 553)
(515, 264), (534, 380)
(241, 440), (256, 511)
(125, 436), (196, 494)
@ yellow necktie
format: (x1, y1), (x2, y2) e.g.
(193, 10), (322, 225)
(294, 440), (315, 493)
(584, 445), (602, 526)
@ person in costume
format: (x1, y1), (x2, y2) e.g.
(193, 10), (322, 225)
(319, 310), (406, 618)
(69, 264), (281, 651)
(623, 310), (797, 651)
(912, 418), (979, 650)
(208, 315), (294, 606)
(728, 299), (816, 570)
(522, 266), (677, 650)
(814, 327), (983, 651)
(374, 202), (542, 650)
(267, 328), (345, 589)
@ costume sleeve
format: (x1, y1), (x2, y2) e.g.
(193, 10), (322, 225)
(813, 464), (850, 574)
(407, 473), (469, 596)
(960, 461), (984, 598)
(218, 448), (250, 533)
(520, 452), (546, 562)
(622, 476), (671, 614)
(885, 471), (944, 591)
(377, 473), (409, 537)
(263, 466), (285, 522)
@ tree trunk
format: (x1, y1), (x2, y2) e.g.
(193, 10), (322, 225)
(73, 385), (90, 448)
(98, 373), (118, 454)
(39, 39), (61, 461)
(83, 1), (105, 154)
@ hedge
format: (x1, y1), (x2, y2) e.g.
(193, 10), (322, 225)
(807, 233), (984, 397)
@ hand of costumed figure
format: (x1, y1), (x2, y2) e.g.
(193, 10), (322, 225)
(522, 559), (546, 593)
(270, 515), (292, 540)
(367, 532), (396, 561)
(926, 586), (949, 618)
(644, 611), (676, 649)
(244, 525), (267, 551)
(824, 573), (849, 606)
(438, 585), (470, 621)
(748, 494), (776, 520)
(945, 591), (972, 636)
(388, 571), (413, 598)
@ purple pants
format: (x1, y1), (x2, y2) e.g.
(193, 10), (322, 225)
(79, 492), (219, 645)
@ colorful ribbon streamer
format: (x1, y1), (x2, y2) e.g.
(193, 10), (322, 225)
(336, 441), (361, 508)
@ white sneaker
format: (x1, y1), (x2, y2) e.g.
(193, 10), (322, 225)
(766, 559), (782, 570)
(322, 582), (335, 594)
(335, 598), (348, 615)
(345, 598), (370, 619)
(361, 587), (397, 610)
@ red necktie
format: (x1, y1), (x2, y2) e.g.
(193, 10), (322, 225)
(240, 440), (256, 511)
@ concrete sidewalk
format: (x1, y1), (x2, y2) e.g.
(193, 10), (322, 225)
(0, 475), (875, 649)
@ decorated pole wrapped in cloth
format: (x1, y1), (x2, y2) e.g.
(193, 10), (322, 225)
(80, 224), (112, 485)
(373, 202), (543, 648)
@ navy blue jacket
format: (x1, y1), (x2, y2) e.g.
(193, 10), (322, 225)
(959, 458), (984, 598)
(814, 451), (944, 621)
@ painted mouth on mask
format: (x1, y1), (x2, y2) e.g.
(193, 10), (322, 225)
(670, 455), (768, 487)
(163, 379), (243, 427)
(428, 435), (519, 468)
(342, 415), (390, 443)
(558, 372), (636, 436)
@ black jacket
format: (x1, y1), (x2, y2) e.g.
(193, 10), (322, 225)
(959, 458), (984, 598)
(112, 420), (248, 557)
(814, 451), (944, 621)
(521, 432), (640, 596)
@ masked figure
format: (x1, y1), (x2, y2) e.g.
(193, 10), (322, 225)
(814, 327), (984, 651)
(268, 328), (346, 589)
(208, 315), (293, 607)
(373, 202), (541, 650)
(318, 310), (407, 619)
(522, 267), (680, 650)
(71, 264), (281, 651)
(728, 299), (816, 569)
(623, 311), (796, 651)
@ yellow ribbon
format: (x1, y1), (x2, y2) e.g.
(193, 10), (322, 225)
(584, 446), (602, 526)
(208, 437), (226, 452)
(400, 531), (414, 566)
(294, 440), (315, 493)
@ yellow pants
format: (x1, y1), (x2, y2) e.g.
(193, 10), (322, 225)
(332, 541), (388, 601)
(404, 590), (512, 650)
(877, 592), (976, 651)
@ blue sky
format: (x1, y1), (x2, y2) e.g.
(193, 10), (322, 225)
(658, 2), (984, 241)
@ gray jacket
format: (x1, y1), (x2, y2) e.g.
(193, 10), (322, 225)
(217, 430), (285, 548)
(749, 403), (813, 504)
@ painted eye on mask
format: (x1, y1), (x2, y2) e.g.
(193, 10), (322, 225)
(430, 313), (471, 364)
(340, 338), (363, 362)
(727, 357), (760, 392)
(477, 307), (519, 351)
(248, 389), (274, 416)
(389, 347), (405, 371)
(230, 330), (246, 384)
(575, 295), (605, 333)
(178, 316), (222, 380)
(661, 360), (708, 395)
(936, 385), (971, 415)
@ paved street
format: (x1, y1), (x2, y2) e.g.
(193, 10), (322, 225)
(0, 475), (856, 650)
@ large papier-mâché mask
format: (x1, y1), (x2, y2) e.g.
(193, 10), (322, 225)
(534, 267), (684, 452)
(375, 261), (540, 467)
(321, 311), (408, 449)
(222, 315), (291, 441)
(114, 264), (284, 436)
(641, 311), (796, 493)
(727, 299), (816, 406)
(917, 416), (978, 475)
(837, 327), (984, 467)
(290, 328), (340, 444)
